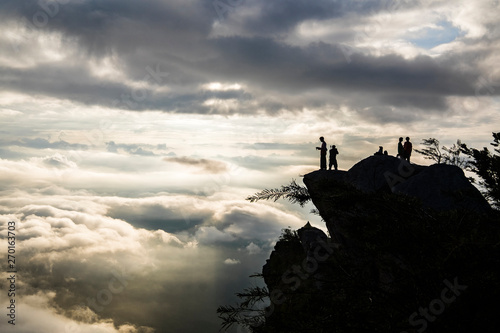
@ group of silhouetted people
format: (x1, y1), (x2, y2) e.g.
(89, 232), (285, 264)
(373, 137), (412, 161)
(316, 137), (339, 170)
(374, 146), (388, 156)
(315, 136), (413, 170)
(397, 136), (412, 162)
(374, 137), (413, 161)
(375, 137), (412, 160)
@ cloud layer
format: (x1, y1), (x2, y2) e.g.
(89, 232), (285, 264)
(0, 186), (307, 332)
(0, 0), (498, 120)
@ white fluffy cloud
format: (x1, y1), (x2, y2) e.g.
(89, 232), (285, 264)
(245, 242), (263, 255)
(224, 258), (241, 265)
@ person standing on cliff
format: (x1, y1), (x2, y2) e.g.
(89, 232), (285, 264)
(316, 137), (327, 170)
(397, 137), (405, 159)
(403, 137), (413, 162)
(329, 145), (339, 171)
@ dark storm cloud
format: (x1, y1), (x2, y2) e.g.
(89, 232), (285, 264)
(1, 0), (498, 118)
(0, 62), (254, 113)
(226, 0), (419, 35)
(0, 64), (129, 107)
(0, 0), (218, 110)
(235, 0), (345, 34)
(381, 93), (448, 110)
(203, 38), (482, 105)
(1, 0), (214, 55)
(3, 47), (467, 115)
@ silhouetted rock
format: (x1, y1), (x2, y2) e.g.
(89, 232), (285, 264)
(393, 163), (491, 212)
(346, 155), (424, 192)
(304, 155), (490, 214)
(296, 221), (327, 252)
(255, 156), (498, 333)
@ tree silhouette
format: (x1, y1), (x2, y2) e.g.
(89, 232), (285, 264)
(415, 138), (468, 167)
(460, 132), (500, 208)
(217, 280), (269, 331)
(414, 138), (443, 163)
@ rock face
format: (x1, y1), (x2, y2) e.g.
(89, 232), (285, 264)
(303, 155), (491, 248)
(261, 223), (338, 332)
(393, 163), (490, 212)
(262, 222), (332, 293)
(345, 155), (424, 192)
(305, 155), (490, 214)
(257, 156), (499, 332)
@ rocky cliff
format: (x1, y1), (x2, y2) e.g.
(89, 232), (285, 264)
(303, 155), (491, 247)
(259, 156), (499, 333)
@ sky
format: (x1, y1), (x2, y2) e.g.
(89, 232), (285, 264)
(0, 0), (499, 332)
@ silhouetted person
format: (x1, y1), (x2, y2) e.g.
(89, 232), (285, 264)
(403, 137), (412, 162)
(329, 145), (339, 170)
(397, 137), (404, 159)
(374, 146), (383, 155)
(384, 150), (388, 155)
(316, 137), (327, 170)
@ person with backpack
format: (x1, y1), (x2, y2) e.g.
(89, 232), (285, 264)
(329, 145), (339, 170)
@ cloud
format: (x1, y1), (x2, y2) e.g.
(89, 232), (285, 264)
(163, 156), (228, 174)
(40, 153), (78, 169)
(219, 204), (304, 242)
(106, 199), (207, 233)
(0, 193), (257, 332)
(105, 141), (170, 156)
(195, 226), (236, 244)
(5, 138), (89, 150)
(223, 258), (241, 265)
(0, 0), (497, 120)
(245, 242), (263, 255)
(213, 0), (414, 37)
(204, 37), (481, 109)
(242, 142), (306, 151)
(0, 182), (310, 332)
(0, 291), (155, 333)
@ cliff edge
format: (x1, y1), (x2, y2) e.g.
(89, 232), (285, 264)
(303, 155), (491, 245)
(259, 156), (499, 333)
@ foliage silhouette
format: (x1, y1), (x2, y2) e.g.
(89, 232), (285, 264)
(414, 138), (467, 167)
(414, 138), (443, 164)
(460, 132), (500, 207)
(216, 282), (269, 331)
(246, 179), (311, 207)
